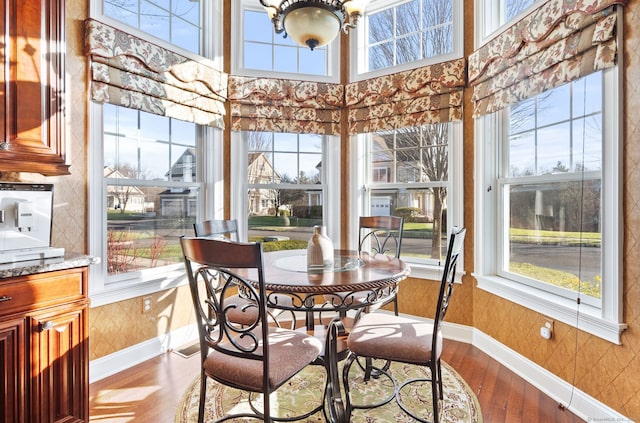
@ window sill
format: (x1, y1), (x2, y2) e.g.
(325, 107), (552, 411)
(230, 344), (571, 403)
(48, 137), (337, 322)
(474, 274), (626, 344)
(89, 267), (187, 308)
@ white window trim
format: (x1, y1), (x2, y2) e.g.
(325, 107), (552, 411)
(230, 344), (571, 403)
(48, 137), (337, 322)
(473, 66), (626, 344)
(231, 132), (341, 244)
(474, 0), (543, 48)
(231, 0), (340, 83)
(351, 121), (464, 281)
(90, 0), (222, 69)
(349, 0), (464, 82)
(88, 1), (224, 306)
(88, 103), (225, 307)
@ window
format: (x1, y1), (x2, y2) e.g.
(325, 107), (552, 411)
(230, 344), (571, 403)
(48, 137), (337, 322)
(355, 122), (463, 279)
(352, 0), (463, 80)
(476, 0), (540, 42)
(232, 0), (338, 82)
(475, 69), (624, 343)
(102, 0), (202, 54)
(100, 104), (202, 282)
(232, 131), (340, 246)
(89, 1), (223, 303)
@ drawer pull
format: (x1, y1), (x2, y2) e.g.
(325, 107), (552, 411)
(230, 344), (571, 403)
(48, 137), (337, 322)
(0, 295), (12, 303)
(40, 321), (54, 331)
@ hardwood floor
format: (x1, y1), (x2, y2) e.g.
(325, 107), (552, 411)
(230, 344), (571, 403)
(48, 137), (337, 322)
(89, 339), (584, 422)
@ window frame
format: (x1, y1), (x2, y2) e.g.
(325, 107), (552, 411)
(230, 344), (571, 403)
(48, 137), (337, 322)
(349, 0), (464, 82)
(352, 121), (464, 281)
(88, 0), (224, 305)
(231, 131), (341, 245)
(473, 66), (626, 344)
(92, 0), (222, 67)
(88, 103), (224, 306)
(231, 0), (340, 83)
(474, 0), (543, 46)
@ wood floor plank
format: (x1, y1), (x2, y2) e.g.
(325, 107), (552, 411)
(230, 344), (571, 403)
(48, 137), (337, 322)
(89, 340), (584, 422)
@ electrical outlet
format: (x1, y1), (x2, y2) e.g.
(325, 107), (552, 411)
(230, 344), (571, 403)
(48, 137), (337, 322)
(142, 296), (152, 313)
(540, 319), (554, 339)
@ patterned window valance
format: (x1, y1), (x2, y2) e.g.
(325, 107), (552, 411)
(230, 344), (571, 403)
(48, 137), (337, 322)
(84, 19), (227, 128)
(228, 76), (344, 136)
(468, 0), (627, 117)
(345, 58), (466, 135)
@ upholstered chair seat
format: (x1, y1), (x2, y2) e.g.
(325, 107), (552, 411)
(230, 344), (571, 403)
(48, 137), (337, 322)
(203, 328), (322, 391)
(347, 312), (443, 365)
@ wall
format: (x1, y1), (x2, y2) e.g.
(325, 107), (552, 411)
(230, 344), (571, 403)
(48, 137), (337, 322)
(11, 0), (636, 419)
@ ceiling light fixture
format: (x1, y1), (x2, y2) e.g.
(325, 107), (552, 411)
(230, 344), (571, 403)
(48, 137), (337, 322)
(259, 0), (370, 50)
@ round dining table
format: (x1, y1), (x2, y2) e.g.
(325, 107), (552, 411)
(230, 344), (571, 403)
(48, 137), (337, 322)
(233, 248), (410, 423)
(240, 249), (410, 326)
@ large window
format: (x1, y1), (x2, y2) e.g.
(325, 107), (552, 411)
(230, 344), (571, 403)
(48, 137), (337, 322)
(232, 0), (338, 82)
(352, 0), (462, 80)
(102, 0), (202, 54)
(475, 69), (624, 343)
(90, 2), (223, 302)
(356, 122), (463, 279)
(232, 131), (339, 247)
(101, 104), (202, 282)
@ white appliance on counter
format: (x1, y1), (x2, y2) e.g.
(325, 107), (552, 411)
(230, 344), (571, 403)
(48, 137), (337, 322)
(0, 183), (65, 263)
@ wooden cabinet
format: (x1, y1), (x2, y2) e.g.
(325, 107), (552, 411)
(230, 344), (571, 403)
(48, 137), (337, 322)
(0, 267), (89, 423)
(0, 0), (70, 176)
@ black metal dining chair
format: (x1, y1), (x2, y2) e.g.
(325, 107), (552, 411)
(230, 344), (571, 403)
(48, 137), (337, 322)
(180, 237), (325, 423)
(193, 219), (295, 329)
(324, 215), (405, 322)
(356, 215), (404, 315)
(340, 226), (466, 423)
(193, 219), (240, 242)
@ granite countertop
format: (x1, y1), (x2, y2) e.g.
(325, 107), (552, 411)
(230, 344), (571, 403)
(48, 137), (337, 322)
(0, 253), (99, 279)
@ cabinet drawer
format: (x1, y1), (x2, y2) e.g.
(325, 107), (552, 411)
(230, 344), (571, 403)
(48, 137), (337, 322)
(0, 270), (86, 317)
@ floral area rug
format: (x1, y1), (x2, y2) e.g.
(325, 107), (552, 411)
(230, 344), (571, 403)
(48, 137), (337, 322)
(175, 360), (482, 422)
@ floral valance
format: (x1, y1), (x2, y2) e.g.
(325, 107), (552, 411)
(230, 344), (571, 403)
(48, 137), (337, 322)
(228, 76), (344, 135)
(468, 0), (627, 117)
(84, 19), (227, 128)
(344, 58), (466, 135)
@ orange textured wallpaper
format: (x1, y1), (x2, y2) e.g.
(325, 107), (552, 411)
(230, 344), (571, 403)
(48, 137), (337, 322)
(88, 286), (197, 360)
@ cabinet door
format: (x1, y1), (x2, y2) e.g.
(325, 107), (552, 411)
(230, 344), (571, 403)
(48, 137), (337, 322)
(0, 317), (26, 423)
(0, 0), (70, 175)
(30, 303), (88, 423)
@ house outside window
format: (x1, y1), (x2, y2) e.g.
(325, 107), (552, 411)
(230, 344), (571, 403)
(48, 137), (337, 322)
(234, 131), (338, 246)
(102, 104), (201, 281)
(355, 122), (463, 279)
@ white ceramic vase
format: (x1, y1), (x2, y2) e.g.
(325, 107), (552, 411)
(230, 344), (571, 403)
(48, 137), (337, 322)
(307, 225), (334, 270)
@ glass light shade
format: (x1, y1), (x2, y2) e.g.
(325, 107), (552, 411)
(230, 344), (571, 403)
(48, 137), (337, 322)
(283, 6), (341, 49)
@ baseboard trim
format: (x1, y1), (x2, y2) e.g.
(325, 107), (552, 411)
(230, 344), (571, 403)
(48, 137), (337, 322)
(89, 321), (630, 421)
(89, 324), (198, 384)
(472, 328), (629, 422)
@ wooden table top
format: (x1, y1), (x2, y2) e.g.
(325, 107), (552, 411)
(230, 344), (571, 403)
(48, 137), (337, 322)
(235, 249), (410, 295)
